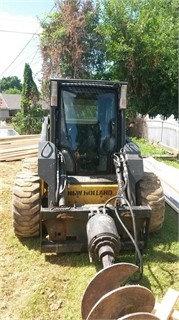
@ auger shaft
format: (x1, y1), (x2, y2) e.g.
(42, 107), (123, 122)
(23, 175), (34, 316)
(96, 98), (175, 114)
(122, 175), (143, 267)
(82, 212), (158, 319)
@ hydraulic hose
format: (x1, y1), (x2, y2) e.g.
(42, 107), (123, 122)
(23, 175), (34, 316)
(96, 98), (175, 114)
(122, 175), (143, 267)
(104, 195), (143, 281)
(56, 151), (67, 206)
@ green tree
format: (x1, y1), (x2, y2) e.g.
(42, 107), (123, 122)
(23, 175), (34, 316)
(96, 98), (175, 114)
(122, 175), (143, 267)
(40, 0), (104, 80)
(2, 88), (21, 94)
(13, 104), (43, 134)
(98, 0), (178, 118)
(0, 76), (22, 92)
(13, 64), (43, 134)
(21, 63), (39, 113)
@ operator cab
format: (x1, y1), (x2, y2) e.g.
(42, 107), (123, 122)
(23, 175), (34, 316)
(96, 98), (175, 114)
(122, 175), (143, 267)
(50, 80), (127, 175)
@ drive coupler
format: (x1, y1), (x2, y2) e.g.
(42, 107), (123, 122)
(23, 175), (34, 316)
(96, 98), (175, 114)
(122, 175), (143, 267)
(86, 213), (120, 268)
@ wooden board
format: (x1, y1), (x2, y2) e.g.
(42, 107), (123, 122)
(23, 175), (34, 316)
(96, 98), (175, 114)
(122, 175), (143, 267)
(0, 135), (39, 161)
(153, 288), (179, 320)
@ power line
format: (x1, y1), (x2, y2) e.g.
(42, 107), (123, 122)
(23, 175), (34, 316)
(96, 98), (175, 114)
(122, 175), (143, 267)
(6, 48), (41, 74)
(0, 29), (41, 35)
(0, 4), (56, 78)
(0, 33), (38, 77)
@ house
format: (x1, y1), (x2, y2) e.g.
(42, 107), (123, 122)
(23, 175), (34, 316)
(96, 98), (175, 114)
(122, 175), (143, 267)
(0, 93), (49, 121)
(0, 94), (21, 120)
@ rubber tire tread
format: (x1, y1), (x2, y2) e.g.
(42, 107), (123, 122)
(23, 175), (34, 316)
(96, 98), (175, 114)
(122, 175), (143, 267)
(12, 171), (40, 237)
(22, 157), (38, 173)
(138, 172), (165, 232)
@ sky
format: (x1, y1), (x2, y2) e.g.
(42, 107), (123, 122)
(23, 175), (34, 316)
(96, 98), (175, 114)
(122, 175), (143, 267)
(0, 0), (56, 86)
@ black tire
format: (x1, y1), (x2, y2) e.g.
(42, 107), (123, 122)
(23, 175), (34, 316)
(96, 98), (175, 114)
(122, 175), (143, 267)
(12, 172), (40, 237)
(22, 157), (38, 173)
(138, 172), (165, 232)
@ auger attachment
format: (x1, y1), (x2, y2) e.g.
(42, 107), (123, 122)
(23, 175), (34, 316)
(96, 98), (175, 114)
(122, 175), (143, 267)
(81, 263), (138, 319)
(86, 213), (120, 268)
(81, 212), (159, 319)
(119, 313), (159, 320)
(82, 274), (158, 319)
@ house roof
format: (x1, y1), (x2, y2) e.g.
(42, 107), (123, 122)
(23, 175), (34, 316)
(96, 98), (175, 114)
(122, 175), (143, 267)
(0, 94), (21, 110)
(0, 93), (49, 110)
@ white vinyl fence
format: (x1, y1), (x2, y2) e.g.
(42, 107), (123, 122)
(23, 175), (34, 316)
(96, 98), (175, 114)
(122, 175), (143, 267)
(136, 115), (179, 154)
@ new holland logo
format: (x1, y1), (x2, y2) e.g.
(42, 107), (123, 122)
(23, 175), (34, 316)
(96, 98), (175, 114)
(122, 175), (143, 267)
(67, 190), (113, 197)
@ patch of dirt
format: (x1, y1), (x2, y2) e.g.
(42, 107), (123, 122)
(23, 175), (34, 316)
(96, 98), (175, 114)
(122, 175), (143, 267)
(0, 161), (50, 319)
(0, 161), (22, 232)
(0, 161), (50, 320)
(0, 160), (88, 320)
(0, 161), (29, 319)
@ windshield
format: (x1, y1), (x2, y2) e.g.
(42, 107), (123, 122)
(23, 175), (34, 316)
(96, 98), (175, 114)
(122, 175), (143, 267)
(61, 87), (117, 173)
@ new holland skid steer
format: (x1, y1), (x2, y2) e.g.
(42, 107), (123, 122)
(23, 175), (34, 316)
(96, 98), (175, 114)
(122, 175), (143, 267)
(12, 79), (165, 319)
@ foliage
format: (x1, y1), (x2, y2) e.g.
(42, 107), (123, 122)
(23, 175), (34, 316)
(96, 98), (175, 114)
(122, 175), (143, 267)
(12, 64), (43, 134)
(2, 88), (21, 94)
(21, 63), (39, 113)
(13, 105), (43, 134)
(1, 1), (177, 120)
(97, 0), (178, 118)
(0, 76), (22, 92)
(39, 0), (177, 118)
(40, 0), (104, 80)
(157, 158), (179, 169)
(40, 79), (50, 107)
(131, 137), (179, 168)
(131, 137), (167, 156)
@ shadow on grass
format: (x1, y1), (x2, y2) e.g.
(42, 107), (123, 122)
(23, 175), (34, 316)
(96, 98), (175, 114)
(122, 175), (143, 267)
(145, 204), (178, 258)
(18, 236), (40, 252)
(139, 204), (178, 293)
(18, 204), (178, 284)
(45, 251), (91, 267)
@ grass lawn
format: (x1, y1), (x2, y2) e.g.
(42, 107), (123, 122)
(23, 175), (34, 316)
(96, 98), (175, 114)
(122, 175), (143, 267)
(0, 157), (178, 319)
(132, 137), (179, 169)
(2, 204), (178, 319)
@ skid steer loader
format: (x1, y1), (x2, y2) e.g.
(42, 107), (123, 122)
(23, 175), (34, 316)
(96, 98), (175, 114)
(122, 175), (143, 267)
(12, 79), (165, 319)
